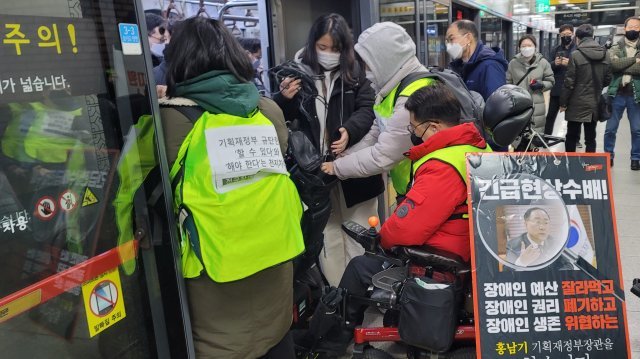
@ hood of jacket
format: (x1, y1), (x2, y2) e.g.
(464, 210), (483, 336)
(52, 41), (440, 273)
(576, 38), (606, 61)
(407, 122), (487, 161)
(173, 70), (258, 117)
(355, 22), (417, 91)
(451, 42), (508, 75)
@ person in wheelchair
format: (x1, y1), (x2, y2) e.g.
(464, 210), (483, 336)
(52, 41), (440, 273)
(316, 81), (491, 354)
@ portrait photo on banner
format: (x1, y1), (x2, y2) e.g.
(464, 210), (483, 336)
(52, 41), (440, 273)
(496, 205), (597, 272)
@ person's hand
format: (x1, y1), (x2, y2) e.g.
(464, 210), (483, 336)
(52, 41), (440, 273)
(279, 77), (301, 100)
(331, 127), (349, 155)
(529, 80), (544, 91)
(635, 57), (640, 64)
(559, 106), (567, 112)
(321, 162), (334, 175)
(156, 85), (167, 98)
(554, 57), (562, 66)
(514, 242), (542, 267)
(561, 57), (569, 66)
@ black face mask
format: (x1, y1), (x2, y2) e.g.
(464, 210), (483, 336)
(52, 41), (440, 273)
(625, 30), (640, 41)
(410, 133), (423, 146)
(561, 36), (572, 45)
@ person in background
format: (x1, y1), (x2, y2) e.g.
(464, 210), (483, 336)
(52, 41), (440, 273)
(506, 35), (555, 134)
(560, 24), (611, 153)
(153, 17), (179, 87)
(145, 13), (166, 67)
(446, 19), (508, 101)
(162, 17), (304, 358)
(238, 37), (267, 95)
(273, 14), (380, 287)
(605, 16), (640, 170)
(545, 24), (576, 136)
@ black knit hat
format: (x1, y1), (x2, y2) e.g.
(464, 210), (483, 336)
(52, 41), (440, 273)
(145, 13), (165, 34)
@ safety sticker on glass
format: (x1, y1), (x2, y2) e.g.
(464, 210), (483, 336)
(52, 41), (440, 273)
(205, 125), (287, 193)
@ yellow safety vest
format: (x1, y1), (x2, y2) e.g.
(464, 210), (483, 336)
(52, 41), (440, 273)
(23, 102), (84, 163)
(170, 109), (305, 282)
(373, 77), (436, 195)
(412, 144), (493, 183)
(411, 144), (492, 219)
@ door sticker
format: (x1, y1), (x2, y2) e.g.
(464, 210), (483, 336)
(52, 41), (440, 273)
(118, 23), (142, 55)
(82, 187), (98, 207)
(58, 189), (78, 212)
(82, 268), (126, 337)
(35, 196), (57, 221)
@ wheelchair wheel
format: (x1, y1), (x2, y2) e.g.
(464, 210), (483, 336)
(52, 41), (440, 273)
(358, 347), (393, 359)
(448, 347), (476, 359)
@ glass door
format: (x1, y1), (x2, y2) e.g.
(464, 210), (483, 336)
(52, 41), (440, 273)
(422, 0), (449, 68)
(481, 15), (504, 53)
(379, 0), (420, 61)
(0, 1), (185, 357)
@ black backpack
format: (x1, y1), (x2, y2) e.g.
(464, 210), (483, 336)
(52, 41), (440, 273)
(393, 68), (485, 127)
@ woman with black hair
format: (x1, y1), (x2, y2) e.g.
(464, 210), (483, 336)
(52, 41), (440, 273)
(273, 13), (381, 287)
(160, 16), (304, 358)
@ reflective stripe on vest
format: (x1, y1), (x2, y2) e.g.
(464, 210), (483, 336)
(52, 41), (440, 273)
(170, 110), (305, 282)
(372, 77), (436, 195)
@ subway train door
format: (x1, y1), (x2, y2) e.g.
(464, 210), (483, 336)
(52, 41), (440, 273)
(377, 0), (450, 68)
(0, 1), (188, 358)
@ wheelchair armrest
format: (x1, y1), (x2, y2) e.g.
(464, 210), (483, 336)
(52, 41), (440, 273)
(398, 245), (470, 273)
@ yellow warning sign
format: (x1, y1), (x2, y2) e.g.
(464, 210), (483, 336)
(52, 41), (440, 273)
(82, 187), (98, 207)
(82, 268), (126, 337)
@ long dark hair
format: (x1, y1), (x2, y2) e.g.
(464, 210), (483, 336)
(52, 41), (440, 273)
(165, 16), (254, 97)
(301, 13), (358, 86)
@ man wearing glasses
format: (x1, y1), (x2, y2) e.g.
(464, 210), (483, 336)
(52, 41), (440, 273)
(446, 20), (508, 101)
(605, 16), (640, 170)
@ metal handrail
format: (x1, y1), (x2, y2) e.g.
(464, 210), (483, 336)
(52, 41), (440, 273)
(218, 0), (259, 23)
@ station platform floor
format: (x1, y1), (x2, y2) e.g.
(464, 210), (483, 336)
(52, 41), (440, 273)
(549, 110), (640, 359)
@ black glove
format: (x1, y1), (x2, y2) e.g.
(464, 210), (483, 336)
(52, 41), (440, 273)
(529, 81), (544, 91)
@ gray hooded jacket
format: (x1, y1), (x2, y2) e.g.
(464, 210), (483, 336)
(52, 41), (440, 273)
(333, 22), (426, 179)
(506, 52), (555, 133)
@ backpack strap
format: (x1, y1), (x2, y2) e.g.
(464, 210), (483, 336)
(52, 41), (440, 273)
(392, 71), (433, 106)
(173, 105), (205, 123)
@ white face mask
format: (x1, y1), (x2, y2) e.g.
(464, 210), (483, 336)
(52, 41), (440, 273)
(365, 70), (378, 92)
(520, 47), (535, 58)
(151, 43), (165, 57)
(446, 43), (464, 60)
(317, 50), (341, 70)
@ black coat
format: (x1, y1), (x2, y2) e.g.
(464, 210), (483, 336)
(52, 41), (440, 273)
(273, 66), (383, 208)
(548, 42), (576, 97)
(560, 38), (612, 123)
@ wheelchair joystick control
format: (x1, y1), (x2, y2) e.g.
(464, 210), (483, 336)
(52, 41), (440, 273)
(367, 216), (379, 236)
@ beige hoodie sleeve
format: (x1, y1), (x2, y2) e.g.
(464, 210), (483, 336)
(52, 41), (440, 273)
(332, 97), (413, 179)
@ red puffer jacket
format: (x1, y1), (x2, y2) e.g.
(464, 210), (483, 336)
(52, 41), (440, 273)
(380, 122), (487, 262)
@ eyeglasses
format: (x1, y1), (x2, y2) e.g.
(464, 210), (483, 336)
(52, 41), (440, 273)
(626, 24), (640, 30)
(406, 122), (432, 135)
